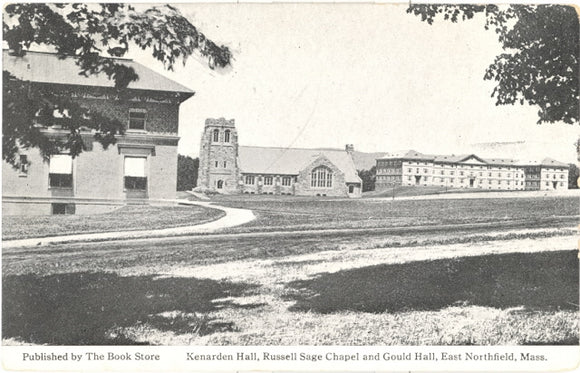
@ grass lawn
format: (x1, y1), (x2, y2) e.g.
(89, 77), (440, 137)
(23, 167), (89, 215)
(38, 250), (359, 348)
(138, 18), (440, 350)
(212, 195), (579, 232)
(2, 195), (577, 346)
(2, 204), (225, 240)
(2, 225), (578, 345)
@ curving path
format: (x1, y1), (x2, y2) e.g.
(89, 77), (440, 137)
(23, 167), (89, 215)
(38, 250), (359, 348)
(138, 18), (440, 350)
(2, 200), (256, 249)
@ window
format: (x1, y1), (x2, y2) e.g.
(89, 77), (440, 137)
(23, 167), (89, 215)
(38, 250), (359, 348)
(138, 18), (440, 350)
(128, 109), (146, 130)
(245, 175), (255, 185)
(52, 203), (75, 215)
(282, 176), (292, 186)
(224, 130), (231, 143)
(49, 154), (73, 188)
(264, 176), (273, 186)
(348, 185), (355, 194)
(311, 166), (332, 188)
(215, 161), (219, 168)
(213, 129), (220, 142)
(223, 161), (227, 168)
(460, 171), (464, 176)
(19, 154), (28, 175)
(124, 157), (147, 190)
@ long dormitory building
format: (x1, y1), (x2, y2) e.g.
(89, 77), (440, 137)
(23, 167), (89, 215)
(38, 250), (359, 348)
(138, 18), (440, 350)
(375, 150), (569, 191)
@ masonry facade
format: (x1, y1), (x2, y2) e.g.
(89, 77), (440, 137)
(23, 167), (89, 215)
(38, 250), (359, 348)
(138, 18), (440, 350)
(197, 118), (362, 197)
(375, 150), (569, 192)
(2, 50), (194, 215)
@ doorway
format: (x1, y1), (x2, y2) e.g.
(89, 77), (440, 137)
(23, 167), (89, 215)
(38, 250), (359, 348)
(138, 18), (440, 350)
(414, 175), (421, 185)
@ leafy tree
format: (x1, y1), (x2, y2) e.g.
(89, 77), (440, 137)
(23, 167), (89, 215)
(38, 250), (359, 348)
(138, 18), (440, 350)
(357, 166), (376, 192)
(3, 3), (232, 167)
(568, 163), (579, 189)
(177, 155), (199, 191)
(407, 4), (579, 125)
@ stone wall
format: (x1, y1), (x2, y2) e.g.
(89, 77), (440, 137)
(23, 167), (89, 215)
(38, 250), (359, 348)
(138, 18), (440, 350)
(294, 156), (348, 197)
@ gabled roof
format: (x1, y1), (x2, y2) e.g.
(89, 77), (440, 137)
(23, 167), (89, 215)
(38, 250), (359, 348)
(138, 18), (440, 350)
(3, 50), (195, 96)
(238, 146), (362, 184)
(378, 150), (435, 160)
(377, 149), (568, 168)
(540, 157), (569, 168)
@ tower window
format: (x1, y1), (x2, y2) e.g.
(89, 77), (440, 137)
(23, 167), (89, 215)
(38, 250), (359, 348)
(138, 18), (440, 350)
(213, 129), (220, 142)
(224, 130), (230, 143)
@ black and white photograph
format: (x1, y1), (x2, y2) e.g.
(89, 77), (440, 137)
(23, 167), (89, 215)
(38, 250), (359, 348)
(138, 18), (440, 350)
(1, 2), (579, 371)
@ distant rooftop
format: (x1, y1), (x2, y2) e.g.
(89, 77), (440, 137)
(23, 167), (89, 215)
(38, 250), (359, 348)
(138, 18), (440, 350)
(3, 50), (195, 96)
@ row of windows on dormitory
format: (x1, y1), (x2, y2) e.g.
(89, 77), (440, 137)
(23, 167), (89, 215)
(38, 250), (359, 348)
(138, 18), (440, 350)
(379, 168), (565, 179)
(392, 175), (565, 187)
(212, 129), (231, 143)
(378, 162), (567, 173)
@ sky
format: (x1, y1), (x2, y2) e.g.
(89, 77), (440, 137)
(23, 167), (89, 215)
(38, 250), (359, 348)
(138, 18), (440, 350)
(128, 3), (579, 163)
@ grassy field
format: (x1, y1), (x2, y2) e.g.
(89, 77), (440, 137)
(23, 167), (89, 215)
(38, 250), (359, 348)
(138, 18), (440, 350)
(2, 227), (578, 345)
(213, 195), (578, 232)
(2, 204), (225, 240)
(2, 195), (578, 346)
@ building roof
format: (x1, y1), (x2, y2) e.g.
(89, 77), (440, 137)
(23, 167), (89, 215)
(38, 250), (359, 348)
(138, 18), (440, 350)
(539, 157), (569, 168)
(3, 50), (195, 95)
(378, 149), (568, 168)
(238, 146), (362, 183)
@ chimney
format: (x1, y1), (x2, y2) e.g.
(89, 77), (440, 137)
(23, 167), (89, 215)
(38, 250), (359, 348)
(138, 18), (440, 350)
(345, 144), (354, 155)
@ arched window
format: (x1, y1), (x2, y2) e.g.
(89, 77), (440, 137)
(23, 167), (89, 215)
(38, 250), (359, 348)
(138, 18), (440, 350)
(212, 129), (220, 142)
(311, 166), (332, 188)
(224, 130), (230, 143)
(217, 180), (224, 189)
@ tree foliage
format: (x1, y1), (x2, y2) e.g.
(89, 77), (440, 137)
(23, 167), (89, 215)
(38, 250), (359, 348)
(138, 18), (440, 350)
(3, 3), (232, 167)
(568, 163), (579, 189)
(407, 4), (579, 125)
(177, 155), (199, 191)
(357, 166), (376, 192)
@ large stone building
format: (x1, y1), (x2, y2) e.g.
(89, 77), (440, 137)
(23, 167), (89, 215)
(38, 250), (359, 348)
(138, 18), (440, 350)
(2, 50), (194, 215)
(375, 150), (569, 191)
(197, 118), (362, 197)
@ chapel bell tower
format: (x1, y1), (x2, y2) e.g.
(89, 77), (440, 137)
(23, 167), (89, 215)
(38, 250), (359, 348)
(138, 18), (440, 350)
(197, 118), (240, 193)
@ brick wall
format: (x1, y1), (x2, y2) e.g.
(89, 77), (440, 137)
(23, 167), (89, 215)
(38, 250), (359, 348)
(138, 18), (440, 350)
(74, 97), (179, 134)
